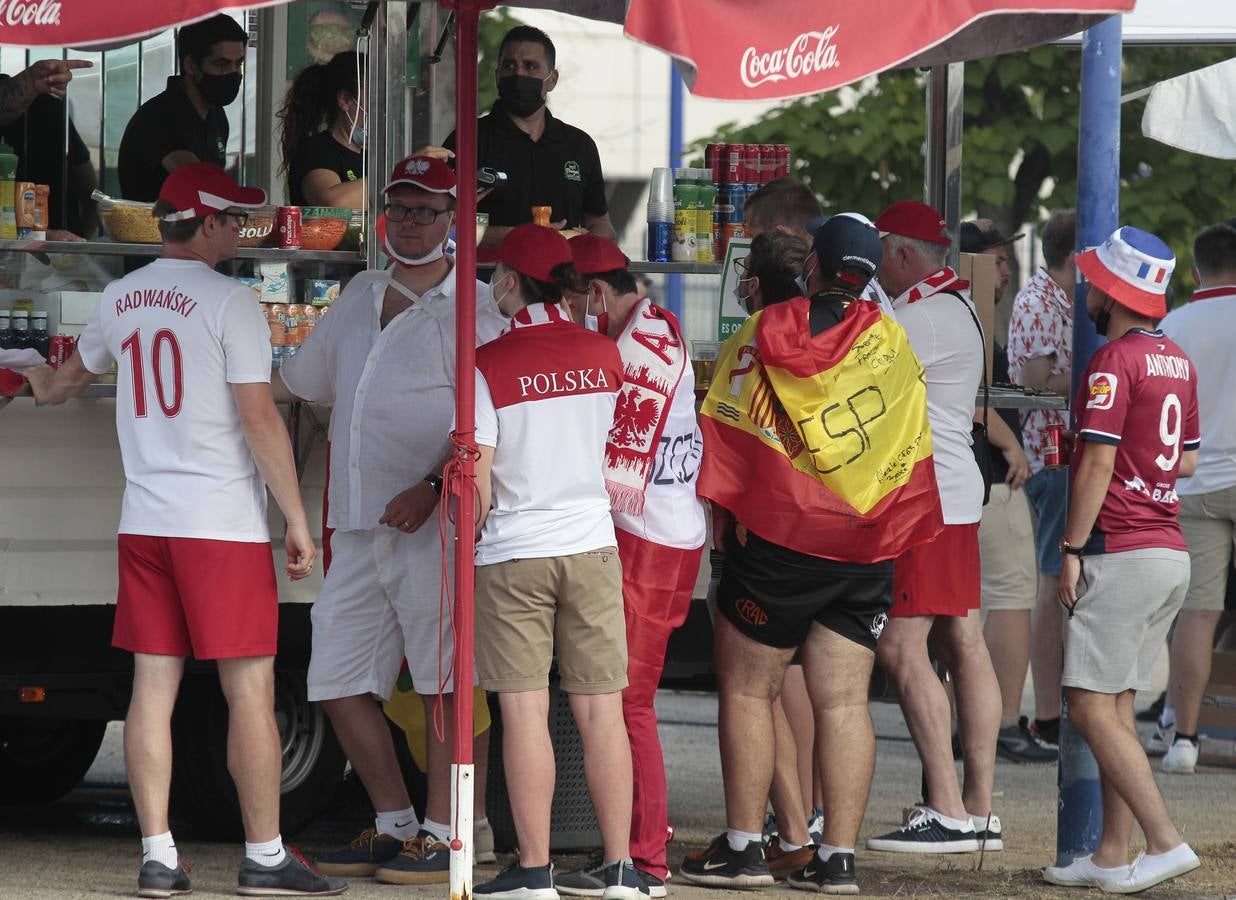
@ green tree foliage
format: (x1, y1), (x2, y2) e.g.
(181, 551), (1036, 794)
(697, 46), (1235, 298)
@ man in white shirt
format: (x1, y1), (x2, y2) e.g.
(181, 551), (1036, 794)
(556, 236), (706, 895)
(1155, 222), (1236, 774)
(275, 156), (505, 884)
(866, 201), (1003, 855)
(23, 163), (341, 898)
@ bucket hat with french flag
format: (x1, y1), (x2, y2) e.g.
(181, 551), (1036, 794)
(1076, 226), (1175, 318)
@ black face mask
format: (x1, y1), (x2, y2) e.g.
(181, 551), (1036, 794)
(497, 74), (546, 117)
(196, 71), (242, 108)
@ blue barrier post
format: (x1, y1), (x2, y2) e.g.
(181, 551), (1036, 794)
(666, 62), (685, 321)
(1057, 12), (1123, 867)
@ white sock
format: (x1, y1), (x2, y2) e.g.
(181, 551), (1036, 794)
(778, 837), (804, 853)
(928, 808), (973, 832)
(141, 831), (178, 869)
(475, 816), (489, 828)
(421, 817), (450, 843)
(816, 843), (852, 863)
(376, 806), (419, 841)
(1160, 706), (1176, 729)
(245, 835), (287, 867)
(727, 828), (762, 852)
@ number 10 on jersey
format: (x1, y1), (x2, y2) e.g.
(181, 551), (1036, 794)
(120, 328), (184, 418)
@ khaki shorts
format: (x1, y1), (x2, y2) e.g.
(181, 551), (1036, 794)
(475, 547), (628, 695)
(1062, 548), (1189, 694)
(1179, 487), (1236, 612)
(978, 484), (1038, 611)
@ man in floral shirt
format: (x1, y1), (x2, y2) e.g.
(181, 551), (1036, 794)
(1007, 209), (1075, 751)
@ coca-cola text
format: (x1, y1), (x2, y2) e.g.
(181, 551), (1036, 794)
(741, 27), (841, 89)
(0, 0), (62, 27)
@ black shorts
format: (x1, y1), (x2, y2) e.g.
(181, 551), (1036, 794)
(715, 529), (893, 652)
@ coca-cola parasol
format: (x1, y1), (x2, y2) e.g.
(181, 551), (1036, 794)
(0, 0), (291, 48)
(623, 0), (1135, 100)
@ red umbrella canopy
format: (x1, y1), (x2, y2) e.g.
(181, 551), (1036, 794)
(0, 0), (291, 48)
(623, 0), (1136, 100)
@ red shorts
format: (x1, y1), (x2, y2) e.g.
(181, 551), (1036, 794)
(891, 523), (981, 618)
(114, 534), (279, 659)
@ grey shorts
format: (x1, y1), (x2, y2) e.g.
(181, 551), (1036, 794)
(1179, 487), (1236, 612)
(1062, 548), (1189, 694)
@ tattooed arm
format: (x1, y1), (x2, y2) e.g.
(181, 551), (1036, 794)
(0, 59), (92, 126)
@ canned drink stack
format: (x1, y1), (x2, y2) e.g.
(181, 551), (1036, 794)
(758, 145), (776, 183)
(775, 144), (791, 178)
(743, 145), (760, 187)
(705, 143), (724, 183)
(723, 144), (745, 184)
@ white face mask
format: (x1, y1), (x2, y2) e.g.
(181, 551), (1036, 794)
(378, 214), (447, 267)
(492, 272), (518, 314)
(583, 284), (608, 332)
(347, 101), (366, 147)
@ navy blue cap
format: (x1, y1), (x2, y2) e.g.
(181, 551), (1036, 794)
(808, 213), (882, 289)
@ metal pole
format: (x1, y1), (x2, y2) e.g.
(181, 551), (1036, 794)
(1057, 12), (1123, 868)
(449, 2), (479, 896)
(925, 62), (964, 267)
(666, 62), (684, 318)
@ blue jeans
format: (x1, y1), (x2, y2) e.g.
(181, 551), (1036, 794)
(1025, 467), (1069, 576)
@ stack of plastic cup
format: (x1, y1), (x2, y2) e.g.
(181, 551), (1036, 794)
(646, 167), (673, 262)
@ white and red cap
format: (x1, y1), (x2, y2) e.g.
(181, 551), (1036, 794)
(1076, 226), (1175, 318)
(157, 162), (266, 221)
(383, 155), (457, 196)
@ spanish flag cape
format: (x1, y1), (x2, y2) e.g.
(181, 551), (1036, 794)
(698, 297), (943, 563)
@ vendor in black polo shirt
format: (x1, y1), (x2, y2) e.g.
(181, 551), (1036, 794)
(117, 14), (247, 201)
(444, 25), (614, 248)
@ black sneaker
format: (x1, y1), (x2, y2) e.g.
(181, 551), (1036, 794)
(787, 851), (858, 895)
(638, 870), (667, 899)
(137, 860), (192, 898)
(314, 827), (403, 876)
(1029, 717), (1060, 749)
(1136, 691), (1166, 723)
(601, 860), (649, 899)
(237, 848), (348, 896)
(865, 808), (980, 854)
(996, 720), (1058, 763)
(679, 833), (774, 889)
(373, 831), (450, 885)
(474, 861), (559, 899)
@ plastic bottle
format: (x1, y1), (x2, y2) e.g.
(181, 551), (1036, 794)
(695, 169), (717, 263)
(0, 141), (17, 240)
(671, 168), (698, 263)
(30, 311), (49, 359)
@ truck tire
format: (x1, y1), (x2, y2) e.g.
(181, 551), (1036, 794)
(170, 670), (347, 839)
(0, 716), (107, 805)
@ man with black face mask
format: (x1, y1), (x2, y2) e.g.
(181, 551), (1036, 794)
(118, 14), (247, 201)
(444, 25), (614, 248)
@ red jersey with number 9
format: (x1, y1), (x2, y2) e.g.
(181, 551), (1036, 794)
(1072, 328), (1200, 553)
(75, 258), (274, 542)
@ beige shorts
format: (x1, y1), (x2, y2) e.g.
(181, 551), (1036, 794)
(474, 547), (628, 695)
(1179, 487), (1236, 612)
(977, 484), (1038, 611)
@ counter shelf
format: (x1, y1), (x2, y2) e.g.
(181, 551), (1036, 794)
(0, 239), (364, 265)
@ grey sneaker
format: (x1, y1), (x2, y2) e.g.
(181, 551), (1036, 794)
(556, 861), (605, 897)
(137, 860), (192, 898)
(237, 848), (348, 896)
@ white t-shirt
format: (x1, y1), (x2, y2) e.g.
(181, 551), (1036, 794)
(892, 269), (984, 525)
(76, 258), (273, 541)
(473, 303), (623, 566)
(611, 338), (706, 550)
(280, 264), (505, 531)
(1160, 285), (1236, 495)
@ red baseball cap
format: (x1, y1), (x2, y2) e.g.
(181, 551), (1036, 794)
(874, 200), (951, 246)
(157, 162), (266, 221)
(383, 155), (457, 196)
(569, 234), (629, 275)
(498, 223), (573, 283)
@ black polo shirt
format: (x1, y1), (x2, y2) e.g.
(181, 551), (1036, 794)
(287, 130), (362, 206)
(445, 100), (607, 229)
(118, 76), (228, 201)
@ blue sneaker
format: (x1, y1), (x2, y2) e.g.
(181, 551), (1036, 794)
(314, 827), (403, 876)
(474, 861), (559, 899)
(600, 860), (648, 899)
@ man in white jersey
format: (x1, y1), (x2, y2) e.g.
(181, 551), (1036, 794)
(555, 235), (706, 896)
(23, 163), (343, 897)
(1154, 222), (1236, 774)
(274, 155), (505, 883)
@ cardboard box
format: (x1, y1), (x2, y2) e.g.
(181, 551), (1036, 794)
(958, 252), (997, 382)
(1198, 648), (1236, 766)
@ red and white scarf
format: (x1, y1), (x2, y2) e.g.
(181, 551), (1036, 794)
(900, 267), (970, 306)
(604, 298), (686, 515)
(502, 300), (575, 333)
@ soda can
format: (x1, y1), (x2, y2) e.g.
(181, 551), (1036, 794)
(646, 220), (671, 262)
(719, 183), (744, 223)
(275, 207), (301, 249)
(723, 143), (745, 184)
(743, 145), (761, 185)
(775, 144), (791, 178)
(48, 334), (75, 368)
(721, 222), (746, 257)
(1042, 423), (1069, 468)
(705, 143), (724, 183)
(758, 145), (777, 183)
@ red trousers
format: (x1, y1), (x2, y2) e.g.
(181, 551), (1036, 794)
(616, 528), (704, 879)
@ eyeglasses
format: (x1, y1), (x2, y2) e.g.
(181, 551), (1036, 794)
(384, 203), (450, 225)
(734, 257), (751, 278)
(217, 210), (249, 228)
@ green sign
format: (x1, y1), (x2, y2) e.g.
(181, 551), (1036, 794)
(717, 237), (752, 341)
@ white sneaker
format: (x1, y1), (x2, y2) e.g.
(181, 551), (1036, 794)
(475, 819), (497, 864)
(1101, 844), (1200, 894)
(969, 813), (1003, 852)
(1042, 854), (1130, 887)
(1162, 738), (1199, 774)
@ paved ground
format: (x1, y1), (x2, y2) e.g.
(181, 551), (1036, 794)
(2, 675), (1235, 898)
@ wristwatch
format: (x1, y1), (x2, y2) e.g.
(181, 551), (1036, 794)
(1059, 539), (1085, 557)
(423, 474), (444, 497)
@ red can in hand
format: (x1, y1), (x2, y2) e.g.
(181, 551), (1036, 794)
(48, 335), (75, 369)
(1042, 423), (1070, 468)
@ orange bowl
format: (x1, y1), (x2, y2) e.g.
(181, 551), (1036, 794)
(299, 207), (351, 251)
